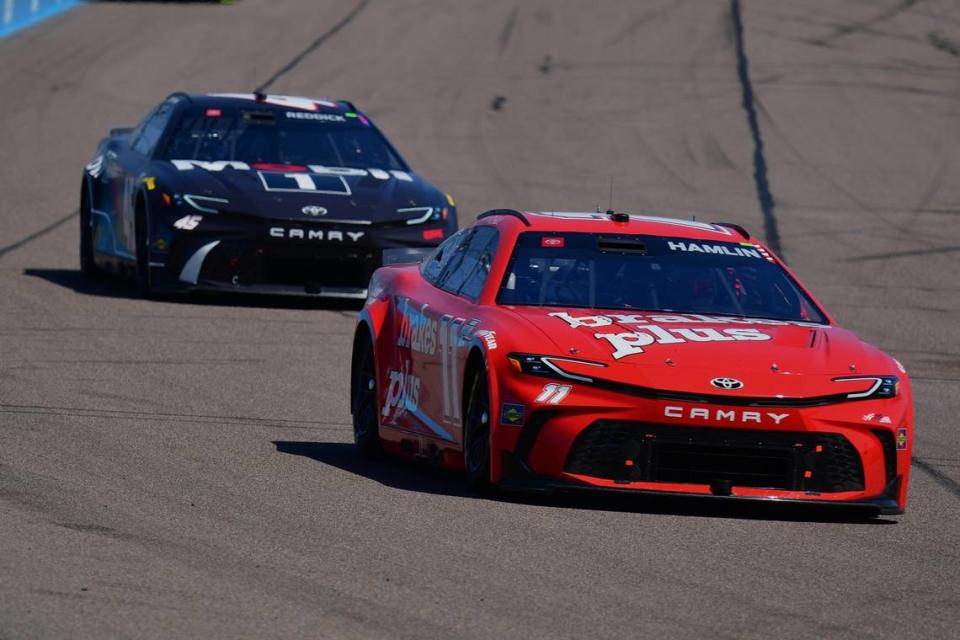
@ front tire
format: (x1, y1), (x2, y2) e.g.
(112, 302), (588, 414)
(134, 202), (152, 297)
(79, 185), (97, 277)
(352, 333), (382, 457)
(463, 367), (492, 490)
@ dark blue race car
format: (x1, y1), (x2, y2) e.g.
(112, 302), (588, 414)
(81, 92), (458, 298)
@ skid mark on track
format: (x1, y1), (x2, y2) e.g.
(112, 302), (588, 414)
(730, 0), (784, 260)
(847, 245), (960, 262)
(929, 31), (960, 57)
(913, 456), (960, 500)
(0, 402), (349, 430)
(497, 7), (519, 56)
(254, 0), (372, 93)
(0, 209), (76, 260)
(812, 0), (922, 46)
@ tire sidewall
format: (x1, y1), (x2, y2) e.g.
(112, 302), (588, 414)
(135, 197), (152, 296)
(464, 367), (492, 489)
(352, 333), (382, 456)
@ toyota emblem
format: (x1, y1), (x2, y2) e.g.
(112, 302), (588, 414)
(710, 377), (744, 390)
(301, 205), (327, 217)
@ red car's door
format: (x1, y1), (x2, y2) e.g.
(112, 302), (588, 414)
(383, 226), (499, 452)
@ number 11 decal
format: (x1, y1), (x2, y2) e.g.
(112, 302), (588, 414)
(440, 315), (463, 423)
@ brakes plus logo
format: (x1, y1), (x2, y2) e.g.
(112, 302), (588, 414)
(546, 312), (810, 360)
(383, 362), (421, 422)
(396, 297), (437, 355)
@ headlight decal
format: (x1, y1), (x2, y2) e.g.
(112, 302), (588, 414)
(832, 376), (899, 399)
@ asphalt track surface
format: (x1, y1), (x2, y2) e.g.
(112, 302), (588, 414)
(1, 1), (959, 638)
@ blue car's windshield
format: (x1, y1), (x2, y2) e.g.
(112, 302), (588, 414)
(162, 106), (405, 170)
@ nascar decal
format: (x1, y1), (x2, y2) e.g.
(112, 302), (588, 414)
(396, 297), (438, 355)
(597, 327), (771, 360)
(897, 427), (908, 450)
(383, 362), (421, 422)
(85, 155), (104, 178)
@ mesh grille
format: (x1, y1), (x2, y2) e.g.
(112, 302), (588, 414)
(565, 421), (865, 493)
(872, 429), (897, 486)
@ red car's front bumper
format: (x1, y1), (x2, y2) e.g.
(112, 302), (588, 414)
(491, 383), (911, 514)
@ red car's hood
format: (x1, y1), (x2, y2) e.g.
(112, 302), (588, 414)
(501, 307), (895, 399)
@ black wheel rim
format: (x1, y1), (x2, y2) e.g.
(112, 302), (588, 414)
(354, 343), (377, 440)
(465, 374), (490, 475)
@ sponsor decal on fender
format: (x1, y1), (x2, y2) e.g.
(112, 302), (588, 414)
(383, 362), (421, 422)
(897, 427), (908, 450)
(476, 329), (498, 351)
(664, 406), (790, 425)
(500, 403), (525, 426)
(396, 297), (437, 355)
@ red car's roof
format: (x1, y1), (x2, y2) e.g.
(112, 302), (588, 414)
(481, 210), (752, 243)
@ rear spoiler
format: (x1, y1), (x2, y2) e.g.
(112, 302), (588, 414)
(382, 247), (433, 266)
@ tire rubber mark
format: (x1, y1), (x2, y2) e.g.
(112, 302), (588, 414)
(730, 0), (784, 261)
(254, 0), (372, 93)
(0, 209), (76, 260)
(913, 456), (960, 500)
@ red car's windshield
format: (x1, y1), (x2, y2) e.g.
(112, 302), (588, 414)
(497, 232), (827, 324)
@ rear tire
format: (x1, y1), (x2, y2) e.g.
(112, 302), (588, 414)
(134, 201), (153, 297)
(352, 333), (382, 457)
(463, 367), (492, 490)
(79, 186), (97, 277)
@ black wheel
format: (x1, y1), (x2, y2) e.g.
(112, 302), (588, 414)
(463, 367), (492, 489)
(79, 186), (97, 276)
(352, 333), (382, 457)
(134, 202), (152, 297)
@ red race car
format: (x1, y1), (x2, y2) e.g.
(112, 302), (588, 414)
(351, 210), (913, 514)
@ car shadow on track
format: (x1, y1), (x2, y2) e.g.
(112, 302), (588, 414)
(273, 441), (897, 525)
(23, 268), (364, 311)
